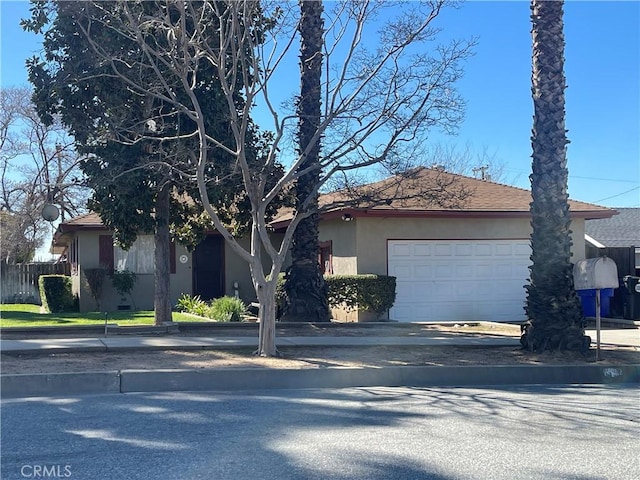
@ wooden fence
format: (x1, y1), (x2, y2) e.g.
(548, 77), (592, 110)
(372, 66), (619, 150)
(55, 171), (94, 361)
(585, 246), (636, 278)
(0, 262), (71, 304)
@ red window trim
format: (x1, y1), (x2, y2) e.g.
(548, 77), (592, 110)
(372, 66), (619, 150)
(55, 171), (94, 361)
(319, 240), (333, 275)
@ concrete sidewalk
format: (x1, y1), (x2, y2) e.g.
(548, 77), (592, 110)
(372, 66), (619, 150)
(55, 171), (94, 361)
(1, 327), (637, 355)
(0, 334), (521, 355)
(1, 327), (638, 398)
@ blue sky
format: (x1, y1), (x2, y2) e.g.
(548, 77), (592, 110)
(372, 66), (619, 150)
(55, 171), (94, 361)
(2, 0), (638, 208)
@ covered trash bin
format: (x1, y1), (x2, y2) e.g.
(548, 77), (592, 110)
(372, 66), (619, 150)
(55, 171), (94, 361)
(622, 275), (640, 320)
(577, 288), (614, 317)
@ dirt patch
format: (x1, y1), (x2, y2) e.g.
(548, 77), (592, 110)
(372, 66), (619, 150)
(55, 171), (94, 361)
(1, 322), (638, 375)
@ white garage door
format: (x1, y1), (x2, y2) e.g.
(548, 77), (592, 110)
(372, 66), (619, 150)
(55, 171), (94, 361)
(388, 240), (531, 322)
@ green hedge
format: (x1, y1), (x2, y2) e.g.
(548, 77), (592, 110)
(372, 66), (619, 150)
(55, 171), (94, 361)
(276, 273), (396, 315)
(39, 275), (78, 313)
(325, 274), (396, 313)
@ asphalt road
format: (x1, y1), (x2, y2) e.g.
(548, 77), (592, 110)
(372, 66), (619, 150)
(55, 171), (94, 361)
(2, 385), (639, 480)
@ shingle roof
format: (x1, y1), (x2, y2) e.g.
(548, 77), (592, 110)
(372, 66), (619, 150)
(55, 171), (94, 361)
(323, 167), (608, 213)
(56, 211), (105, 232)
(271, 168), (613, 225)
(585, 208), (640, 247)
(58, 168), (615, 231)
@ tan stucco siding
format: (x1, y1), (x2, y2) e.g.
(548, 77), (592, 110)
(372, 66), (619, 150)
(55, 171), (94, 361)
(221, 233), (288, 304)
(74, 231), (192, 312)
(224, 237), (257, 303)
(318, 219), (357, 275)
(169, 243), (193, 303)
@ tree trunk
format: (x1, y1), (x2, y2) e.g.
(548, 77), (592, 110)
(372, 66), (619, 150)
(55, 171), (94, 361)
(256, 278), (278, 357)
(281, 0), (330, 323)
(154, 184), (173, 325)
(521, 0), (588, 352)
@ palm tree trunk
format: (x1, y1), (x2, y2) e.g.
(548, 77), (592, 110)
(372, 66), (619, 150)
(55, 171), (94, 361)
(281, 0), (330, 323)
(521, 0), (588, 352)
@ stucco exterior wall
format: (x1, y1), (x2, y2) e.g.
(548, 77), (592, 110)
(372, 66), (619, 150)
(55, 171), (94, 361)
(318, 219), (357, 275)
(223, 234), (287, 304)
(74, 230), (193, 312)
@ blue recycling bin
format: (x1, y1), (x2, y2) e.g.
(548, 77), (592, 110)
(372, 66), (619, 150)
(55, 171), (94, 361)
(577, 288), (614, 317)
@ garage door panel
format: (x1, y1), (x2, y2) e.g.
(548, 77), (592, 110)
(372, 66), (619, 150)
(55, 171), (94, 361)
(389, 243), (412, 256)
(454, 243), (473, 256)
(453, 264), (468, 277)
(434, 244), (453, 256)
(388, 240), (530, 322)
(471, 281), (494, 297)
(515, 243), (531, 256)
(474, 263), (493, 278)
(413, 243), (431, 256)
(389, 263), (412, 277)
(494, 263), (515, 277)
(474, 243), (493, 256)
(433, 264), (451, 279)
(494, 243), (513, 256)
(414, 264), (431, 279)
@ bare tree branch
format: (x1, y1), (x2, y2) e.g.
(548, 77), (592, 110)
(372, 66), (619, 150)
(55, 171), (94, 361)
(0, 86), (89, 262)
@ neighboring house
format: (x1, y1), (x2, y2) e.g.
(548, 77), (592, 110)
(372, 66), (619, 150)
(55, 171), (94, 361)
(585, 208), (640, 275)
(53, 168), (614, 321)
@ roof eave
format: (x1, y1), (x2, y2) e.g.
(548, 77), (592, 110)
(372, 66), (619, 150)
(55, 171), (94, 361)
(270, 206), (615, 229)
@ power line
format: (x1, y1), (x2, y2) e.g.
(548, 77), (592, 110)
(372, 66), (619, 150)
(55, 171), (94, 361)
(502, 167), (638, 184)
(569, 175), (638, 184)
(593, 186), (640, 203)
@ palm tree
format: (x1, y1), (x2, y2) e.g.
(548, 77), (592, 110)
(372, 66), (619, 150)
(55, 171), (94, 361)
(281, 0), (331, 323)
(521, 0), (589, 352)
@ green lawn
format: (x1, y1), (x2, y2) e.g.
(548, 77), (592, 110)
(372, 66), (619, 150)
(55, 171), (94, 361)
(0, 304), (196, 327)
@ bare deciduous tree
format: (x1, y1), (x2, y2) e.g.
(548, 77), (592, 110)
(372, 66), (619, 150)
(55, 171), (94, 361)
(0, 86), (87, 263)
(35, 0), (473, 355)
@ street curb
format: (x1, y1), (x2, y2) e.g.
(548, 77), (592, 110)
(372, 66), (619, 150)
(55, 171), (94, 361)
(1, 371), (120, 398)
(2, 365), (638, 398)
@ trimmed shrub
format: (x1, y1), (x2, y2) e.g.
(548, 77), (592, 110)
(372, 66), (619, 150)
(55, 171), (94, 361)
(325, 274), (396, 314)
(39, 275), (77, 313)
(209, 296), (248, 322)
(276, 273), (396, 318)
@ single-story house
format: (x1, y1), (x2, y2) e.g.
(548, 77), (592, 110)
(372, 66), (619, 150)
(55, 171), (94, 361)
(53, 168), (614, 321)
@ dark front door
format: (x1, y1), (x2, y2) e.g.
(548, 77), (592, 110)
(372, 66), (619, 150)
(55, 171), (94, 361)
(193, 235), (224, 301)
